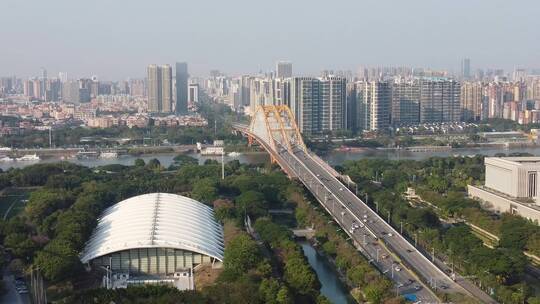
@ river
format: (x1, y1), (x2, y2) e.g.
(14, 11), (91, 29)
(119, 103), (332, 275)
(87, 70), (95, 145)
(0, 152), (270, 171)
(299, 240), (351, 304)
(4, 145), (540, 171)
(322, 145), (540, 166)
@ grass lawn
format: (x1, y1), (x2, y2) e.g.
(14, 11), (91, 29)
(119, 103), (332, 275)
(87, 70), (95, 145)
(0, 188), (33, 219)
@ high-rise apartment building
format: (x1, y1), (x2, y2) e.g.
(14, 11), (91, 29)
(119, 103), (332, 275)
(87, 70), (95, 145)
(147, 64), (173, 113)
(175, 62), (188, 114)
(461, 58), (471, 79)
(355, 82), (370, 132)
(147, 65), (159, 112)
(419, 78), (461, 123)
(367, 81), (391, 131)
(58, 72), (68, 83)
(289, 77), (321, 134)
(249, 77), (288, 110)
(130, 79), (146, 97)
(320, 76), (347, 132)
(346, 83), (358, 132)
(391, 79), (420, 126)
(276, 61), (293, 78)
(485, 82), (504, 118)
(46, 79), (61, 102)
(461, 82), (484, 121)
(188, 83), (199, 104)
(32, 79), (41, 100)
(161, 65), (173, 113)
(61, 80), (81, 104)
(23, 80), (33, 98)
(288, 76), (346, 135)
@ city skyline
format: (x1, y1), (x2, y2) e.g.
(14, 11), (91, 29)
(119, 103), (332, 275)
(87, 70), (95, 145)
(1, 0), (539, 79)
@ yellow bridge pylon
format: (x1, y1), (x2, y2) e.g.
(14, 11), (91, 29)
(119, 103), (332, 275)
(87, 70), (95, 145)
(248, 105), (307, 161)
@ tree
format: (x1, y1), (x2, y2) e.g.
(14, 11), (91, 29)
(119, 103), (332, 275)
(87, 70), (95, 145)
(34, 239), (83, 282)
(191, 178), (218, 203)
(4, 233), (37, 259)
(25, 189), (74, 222)
(276, 286), (293, 304)
(364, 281), (386, 304)
(147, 158), (161, 169)
(407, 208), (440, 229)
(528, 297), (540, 304)
(134, 158), (145, 167)
(213, 199), (235, 221)
(284, 256), (320, 296)
(222, 234), (261, 276)
(173, 154), (198, 166)
(235, 190), (267, 219)
(259, 278), (280, 304)
(499, 215), (535, 250)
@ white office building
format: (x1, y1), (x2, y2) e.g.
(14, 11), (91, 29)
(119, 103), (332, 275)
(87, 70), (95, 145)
(468, 157), (540, 223)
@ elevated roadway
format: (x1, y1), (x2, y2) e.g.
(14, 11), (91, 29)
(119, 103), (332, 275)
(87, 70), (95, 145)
(234, 112), (496, 304)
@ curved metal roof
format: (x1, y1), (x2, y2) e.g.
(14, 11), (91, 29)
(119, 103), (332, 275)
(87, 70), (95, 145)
(80, 193), (224, 264)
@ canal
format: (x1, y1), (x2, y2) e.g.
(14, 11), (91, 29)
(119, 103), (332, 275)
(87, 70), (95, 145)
(299, 240), (351, 304)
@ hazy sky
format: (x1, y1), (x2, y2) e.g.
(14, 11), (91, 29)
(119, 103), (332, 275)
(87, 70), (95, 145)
(1, 0), (539, 80)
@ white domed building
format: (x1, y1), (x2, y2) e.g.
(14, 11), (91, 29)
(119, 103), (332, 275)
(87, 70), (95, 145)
(80, 193), (224, 290)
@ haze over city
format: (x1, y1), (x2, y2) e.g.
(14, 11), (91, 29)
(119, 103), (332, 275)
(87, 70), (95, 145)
(2, 0), (539, 79)
(2, 1), (540, 304)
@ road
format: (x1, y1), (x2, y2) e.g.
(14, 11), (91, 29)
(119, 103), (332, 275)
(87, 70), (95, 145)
(233, 122), (495, 303)
(277, 147), (439, 302)
(1, 275), (30, 304)
(278, 145), (497, 304)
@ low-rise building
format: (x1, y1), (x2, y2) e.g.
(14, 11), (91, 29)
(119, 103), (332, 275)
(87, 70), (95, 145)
(468, 157), (540, 223)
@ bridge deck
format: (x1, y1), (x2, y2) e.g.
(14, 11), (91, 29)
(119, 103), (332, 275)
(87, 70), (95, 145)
(233, 121), (496, 304)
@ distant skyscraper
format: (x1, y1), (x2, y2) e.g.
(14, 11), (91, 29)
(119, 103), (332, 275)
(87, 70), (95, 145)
(188, 83), (199, 104)
(461, 58), (471, 79)
(147, 64), (173, 113)
(276, 61), (293, 78)
(175, 62), (188, 114)
(161, 65), (173, 113)
(23, 80), (33, 98)
(58, 72), (68, 82)
(61, 80), (81, 104)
